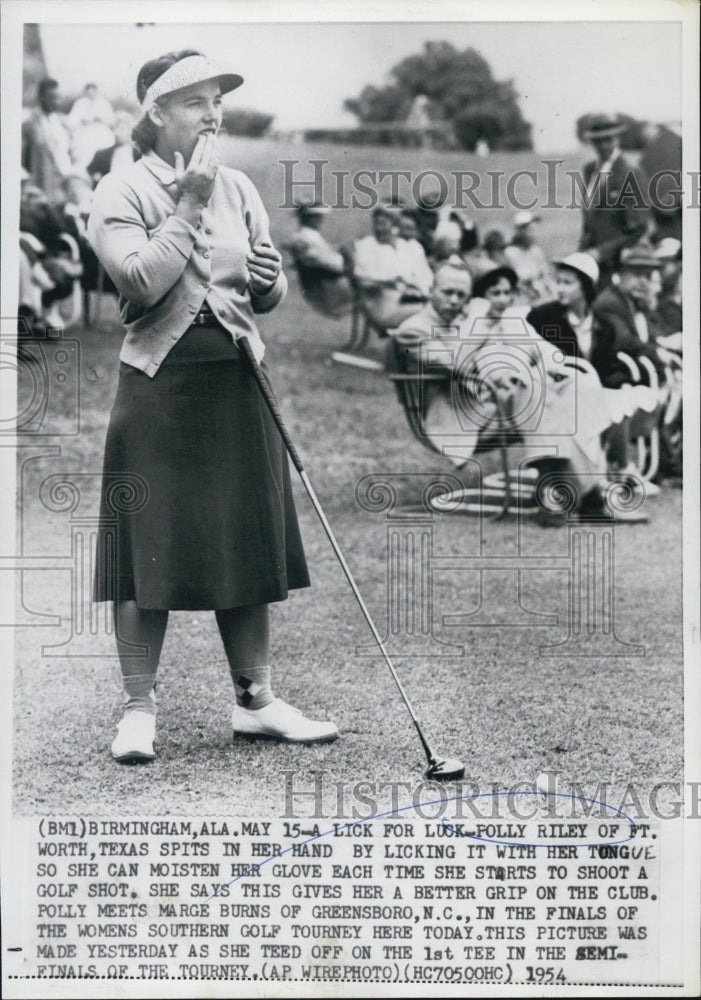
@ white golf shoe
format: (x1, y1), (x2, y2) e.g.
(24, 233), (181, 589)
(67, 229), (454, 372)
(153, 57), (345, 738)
(111, 709), (156, 762)
(232, 698), (338, 744)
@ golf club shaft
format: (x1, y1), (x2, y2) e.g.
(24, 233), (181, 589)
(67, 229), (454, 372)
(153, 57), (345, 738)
(239, 337), (438, 767)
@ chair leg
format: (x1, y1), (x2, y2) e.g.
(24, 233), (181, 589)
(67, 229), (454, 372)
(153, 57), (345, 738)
(645, 427), (660, 482)
(93, 264), (105, 326)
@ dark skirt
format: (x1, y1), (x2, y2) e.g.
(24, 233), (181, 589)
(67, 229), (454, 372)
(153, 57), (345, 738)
(93, 348), (310, 610)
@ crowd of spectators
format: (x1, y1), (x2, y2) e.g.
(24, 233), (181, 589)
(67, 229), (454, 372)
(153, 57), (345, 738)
(285, 111), (683, 520)
(19, 77), (134, 340)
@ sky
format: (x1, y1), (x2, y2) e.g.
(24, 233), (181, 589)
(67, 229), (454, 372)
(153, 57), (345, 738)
(37, 19), (682, 153)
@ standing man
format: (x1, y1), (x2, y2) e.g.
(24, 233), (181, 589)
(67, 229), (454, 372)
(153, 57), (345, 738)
(578, 113), (651, 285)
(22, 78), (74, 204)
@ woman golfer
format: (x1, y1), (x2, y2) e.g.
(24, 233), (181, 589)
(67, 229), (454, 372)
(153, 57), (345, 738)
(88, 49), (338, 762)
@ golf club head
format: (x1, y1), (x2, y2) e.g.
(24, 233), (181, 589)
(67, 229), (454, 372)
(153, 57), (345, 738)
(425, 757), (465, 781)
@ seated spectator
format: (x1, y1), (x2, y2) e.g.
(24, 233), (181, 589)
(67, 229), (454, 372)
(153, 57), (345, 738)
(429, 210), (479, 266)
(413, 184), (442, 252)
(527, 252), (629, 387)
(592, 243), (665, 376)
(19, 231), (55, 335)
(504, 211), (553, 304)
(353, 205), (433, 330)
(285, 200), (353, 318)
(392, 263), (477, 461)
(60, 172), (93, 239)
(402, 262), (648, 521)
(397, 208), (421, 243)
(453, 212), (479, 254)
(462, 228), (509, 278)
(652, 238), (682, 339)
(528, 252), (660, 498)
(68, 83), (116, 168)
(19, 175), (82, 329)
(87, 111), (136, 182)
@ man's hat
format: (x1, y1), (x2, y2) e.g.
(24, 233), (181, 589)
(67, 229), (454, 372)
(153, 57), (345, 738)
(296, 199), (330, 216)
(619, 243), (660, 269)
(513, 210), (540, 227)
(581, 113), (627, 141)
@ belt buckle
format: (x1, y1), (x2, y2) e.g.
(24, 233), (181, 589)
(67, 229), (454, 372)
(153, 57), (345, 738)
(194, 309), (215, 326)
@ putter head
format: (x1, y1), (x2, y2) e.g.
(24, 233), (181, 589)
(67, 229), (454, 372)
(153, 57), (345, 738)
(425, 757), (465, 781)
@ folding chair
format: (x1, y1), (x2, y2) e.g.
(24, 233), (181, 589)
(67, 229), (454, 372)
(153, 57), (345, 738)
(614, 351), (664, 483)
(329, 245), (388, 370)
(656, 343), (682, 479)
(53, 232), (83, 329)
(386, 330), (535, 517)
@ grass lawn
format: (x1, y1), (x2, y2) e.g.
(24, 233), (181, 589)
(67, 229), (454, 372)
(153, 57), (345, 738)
(13, 139), (682, 817)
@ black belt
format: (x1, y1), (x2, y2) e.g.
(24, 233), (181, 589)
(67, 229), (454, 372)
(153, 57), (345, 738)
(191, 308), (219, 327)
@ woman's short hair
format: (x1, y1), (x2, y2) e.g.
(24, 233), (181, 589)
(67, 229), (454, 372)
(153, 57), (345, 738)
(472, 265), (519, 299)
(131, 48), (204, 156)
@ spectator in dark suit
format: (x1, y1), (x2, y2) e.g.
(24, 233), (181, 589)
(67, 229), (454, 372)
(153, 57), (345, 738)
(590, 244), (665, 477)
(652, 238), (682, 339)
(578, 113), (651, 285)
(592, 244), (664, 375)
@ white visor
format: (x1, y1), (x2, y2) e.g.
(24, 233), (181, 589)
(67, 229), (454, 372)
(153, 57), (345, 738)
(141, 54), (243, 111)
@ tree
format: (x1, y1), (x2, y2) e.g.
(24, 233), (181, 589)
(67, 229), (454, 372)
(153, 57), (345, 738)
(23, 24), (48, 105)
(221, 108), (274, 138)
(344, 41), (532, 151)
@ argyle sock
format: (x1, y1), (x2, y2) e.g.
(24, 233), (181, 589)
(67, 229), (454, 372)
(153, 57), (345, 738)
(232, 664), (274, 711)
(123, 673), (157, 716)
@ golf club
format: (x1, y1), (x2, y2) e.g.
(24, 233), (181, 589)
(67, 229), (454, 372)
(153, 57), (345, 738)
(238, 336), (465, 782)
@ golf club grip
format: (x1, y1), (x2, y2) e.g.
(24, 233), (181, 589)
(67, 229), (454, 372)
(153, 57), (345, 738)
(238, 336), (305, 474)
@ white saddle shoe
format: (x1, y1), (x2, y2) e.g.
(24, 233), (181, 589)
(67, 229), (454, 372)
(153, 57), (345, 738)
(111, 710), (156, 762)
(232, 698), (338, 744)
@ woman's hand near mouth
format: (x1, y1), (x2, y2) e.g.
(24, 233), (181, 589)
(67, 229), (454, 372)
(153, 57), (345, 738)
(174, 132), (220, 207)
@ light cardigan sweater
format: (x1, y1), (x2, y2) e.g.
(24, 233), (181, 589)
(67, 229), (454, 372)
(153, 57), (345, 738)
(87, 150), (287, 376)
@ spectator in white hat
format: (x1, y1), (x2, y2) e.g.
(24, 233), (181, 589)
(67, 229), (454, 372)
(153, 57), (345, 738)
(504, 211), (553, 304)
